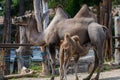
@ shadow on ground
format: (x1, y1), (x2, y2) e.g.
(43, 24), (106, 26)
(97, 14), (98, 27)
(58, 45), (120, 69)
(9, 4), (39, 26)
(100, 77), (120, 80)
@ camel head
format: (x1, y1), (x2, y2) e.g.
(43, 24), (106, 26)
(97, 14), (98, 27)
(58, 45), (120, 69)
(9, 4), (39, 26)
(64, 33), (72, 43)
(13, 13), (35, 26)
(64, 33), (80, 43)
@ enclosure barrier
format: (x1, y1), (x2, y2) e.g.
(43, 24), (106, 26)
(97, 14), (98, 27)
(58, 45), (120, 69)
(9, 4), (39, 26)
(113, 36), (120, 49)
(0, 43), (34, 79)
(0, 43), (33, 48)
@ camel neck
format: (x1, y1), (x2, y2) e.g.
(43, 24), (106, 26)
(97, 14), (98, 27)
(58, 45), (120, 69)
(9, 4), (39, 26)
(26, 19), (45, 46)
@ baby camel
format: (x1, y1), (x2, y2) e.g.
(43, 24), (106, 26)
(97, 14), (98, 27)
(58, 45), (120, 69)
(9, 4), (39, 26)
(59, 33), (91, 80)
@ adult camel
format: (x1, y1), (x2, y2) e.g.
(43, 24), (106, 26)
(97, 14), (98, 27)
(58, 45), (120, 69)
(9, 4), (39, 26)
(74, 4), (111, 60)
(13, 6), (68, 80)
(74, 4), (110, 80)
(13, 5), (108, 80)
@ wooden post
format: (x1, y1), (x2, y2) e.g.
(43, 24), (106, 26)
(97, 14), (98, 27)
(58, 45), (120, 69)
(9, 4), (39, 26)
(42, 0), (49, 30)
(0, 49), (4, 80)
(33, 0), (50, 75)
(99, 0), (112, 61)
(114, 16), (120, 64)
(33, 0), (43, 32)
(16, 0), (31, 73)
(4, 0), (11, 75)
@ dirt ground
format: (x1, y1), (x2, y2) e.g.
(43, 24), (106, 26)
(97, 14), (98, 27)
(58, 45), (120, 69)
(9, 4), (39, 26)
(17, 69), (120, 80)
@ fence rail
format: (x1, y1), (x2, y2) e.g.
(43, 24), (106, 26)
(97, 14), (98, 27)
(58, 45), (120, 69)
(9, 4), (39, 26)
(112, 36), (120, 39)
(0, 43), (33, 48)
(113, 36), (120, 49)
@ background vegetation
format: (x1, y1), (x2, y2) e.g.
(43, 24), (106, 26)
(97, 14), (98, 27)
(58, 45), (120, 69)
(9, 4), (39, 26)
(0, 0), (120, 42)
(0, 0), (120, 19)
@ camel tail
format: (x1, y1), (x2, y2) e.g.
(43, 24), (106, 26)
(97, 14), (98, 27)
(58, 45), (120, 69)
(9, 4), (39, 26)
(102, 26), (112, 61)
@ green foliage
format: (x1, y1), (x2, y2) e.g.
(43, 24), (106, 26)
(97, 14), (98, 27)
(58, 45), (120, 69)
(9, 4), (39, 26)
(30, 62), (42, 72)
(48, 0), (102, 17)
(0, 0), (118, 17)
(0, 0), (33, 16)
(0, 0), (5, 16)
(102, 64), (111, 71)
(24, 0), (33, 11)
(11, 0), (19, 16)
(0, 0), (19, 16)
(112, 0), (120, 5)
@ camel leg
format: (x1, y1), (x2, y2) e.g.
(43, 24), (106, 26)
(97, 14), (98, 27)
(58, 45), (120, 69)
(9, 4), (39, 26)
(59, 48), (64, 80)
(74, 56), (79, 80)
(63, 54), (70, 80)
(49, 46), (56, 80)
(92, 47), (104, 80)
(63, 63), (67, 80)
(83, 50), (99, 80)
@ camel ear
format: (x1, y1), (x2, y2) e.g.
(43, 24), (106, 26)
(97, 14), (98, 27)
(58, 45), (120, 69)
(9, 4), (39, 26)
(60, 40), (63, 44)
(63, 44), (69, 49)
(64, 33), (70, 39)
(71, 35), (80, 42)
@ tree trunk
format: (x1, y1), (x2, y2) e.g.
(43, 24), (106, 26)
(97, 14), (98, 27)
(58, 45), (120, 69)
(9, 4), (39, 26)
(41, 46), (50, 75)
(33, 0), (50, 75)
(0, 49), (4, 80)
(41, 0), (50, 75)
(33, 0), (43, 32)
(42, 0), (49, 30)
(16, 0), (31, 73)
(99, 0), (112, 61)
(4, 0), (11, 75)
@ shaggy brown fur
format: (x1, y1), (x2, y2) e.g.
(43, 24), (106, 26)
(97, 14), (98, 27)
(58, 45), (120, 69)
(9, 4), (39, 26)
(59, 33), (91, 80)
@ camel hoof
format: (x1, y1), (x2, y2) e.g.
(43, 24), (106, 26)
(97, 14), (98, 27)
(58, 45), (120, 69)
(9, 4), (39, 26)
(83, 77), (90, 80)
(91, 77), (98, 80)
(50, 76), (54, 80)
(76, 76), (79, 80)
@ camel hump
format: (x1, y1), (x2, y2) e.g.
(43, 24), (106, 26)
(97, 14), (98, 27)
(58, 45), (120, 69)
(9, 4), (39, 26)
(82, 4), (88, 9)
(56, 4), (64, 9)
(74, 4), (90, 18)
(55, 5), (68, 19)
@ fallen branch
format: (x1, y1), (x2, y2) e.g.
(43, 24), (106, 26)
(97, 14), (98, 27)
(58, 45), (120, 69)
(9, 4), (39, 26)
(4, 71), (34, 79)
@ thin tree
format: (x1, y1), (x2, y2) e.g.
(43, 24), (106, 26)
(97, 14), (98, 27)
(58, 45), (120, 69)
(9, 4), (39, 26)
(4, 0), (11, 75)
(33, 0), (50, 75)
(99, 0), (112, 61)
(16, 0), (31, 73)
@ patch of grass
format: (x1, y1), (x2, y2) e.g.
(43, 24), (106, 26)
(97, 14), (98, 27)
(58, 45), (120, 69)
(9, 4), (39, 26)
(10, 79), (16, 80)
(95, 64), (112, 73)
(117, 66), (120, 69)
(28, 62), (42, 77)
(102, 64), (111, 71)
(95, 62), (120, 73)
(30, 62), (42, 72)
